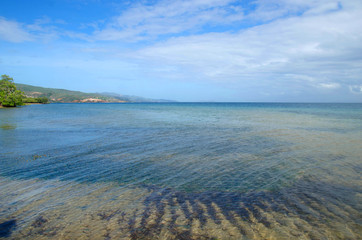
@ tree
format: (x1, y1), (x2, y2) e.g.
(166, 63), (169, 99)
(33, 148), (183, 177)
(35, 96), (49, 104)
(23, 96), (49, 104)
(0, 74), (25, 107)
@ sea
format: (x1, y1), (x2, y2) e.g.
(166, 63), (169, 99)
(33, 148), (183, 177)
(0, 103), (361, 239)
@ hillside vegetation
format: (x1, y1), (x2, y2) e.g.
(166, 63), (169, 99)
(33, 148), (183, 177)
(16, 84), (126, 103)
(16, 83), (172, 103)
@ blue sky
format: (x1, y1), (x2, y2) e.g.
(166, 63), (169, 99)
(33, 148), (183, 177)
(1, 0), (362, 102)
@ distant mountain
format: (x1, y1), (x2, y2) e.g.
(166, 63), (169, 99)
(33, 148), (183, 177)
(16, 83), (173, 103)
(100, 92), (174, 103)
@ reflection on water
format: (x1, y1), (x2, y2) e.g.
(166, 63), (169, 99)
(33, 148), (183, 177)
(0, 103), (361, 239)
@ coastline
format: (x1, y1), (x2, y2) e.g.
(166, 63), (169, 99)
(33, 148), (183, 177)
(0, 103), (44, 108)
(24, 103), (43, 105)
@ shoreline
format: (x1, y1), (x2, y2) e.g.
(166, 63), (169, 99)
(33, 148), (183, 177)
(24, 103), (43, 105)
(0, 103), (44, 108)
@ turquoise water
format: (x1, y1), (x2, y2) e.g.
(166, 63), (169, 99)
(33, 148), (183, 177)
(0, 103), (361, 239)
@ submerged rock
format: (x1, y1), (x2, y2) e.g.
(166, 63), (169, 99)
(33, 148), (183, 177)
(0, 219), (16, 238)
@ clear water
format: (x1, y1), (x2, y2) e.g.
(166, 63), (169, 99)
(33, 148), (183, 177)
(0, 103), (361, 239)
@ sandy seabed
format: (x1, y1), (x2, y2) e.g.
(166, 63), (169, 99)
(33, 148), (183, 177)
(1, 176), (360, 240)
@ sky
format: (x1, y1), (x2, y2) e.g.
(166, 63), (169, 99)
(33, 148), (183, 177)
(0, 0), (362, 102)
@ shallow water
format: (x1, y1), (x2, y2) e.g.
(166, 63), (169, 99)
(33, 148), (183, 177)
(0, 103), (361, 239)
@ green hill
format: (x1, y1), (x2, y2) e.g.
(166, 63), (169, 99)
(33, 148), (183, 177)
(16, 84), (123, 103)
(15, 84), (172, 103)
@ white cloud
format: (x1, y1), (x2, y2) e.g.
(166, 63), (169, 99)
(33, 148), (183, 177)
(92, 0), (244, 41)
(318, 83), (341, 89)
(0, 17), (33, 42)
(85, 0), (362, 45)
(0, 17), (59, 43)
(349, 85), (362, 94)
(304, 1), (341, 16)
(130, 0), (362, 94)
